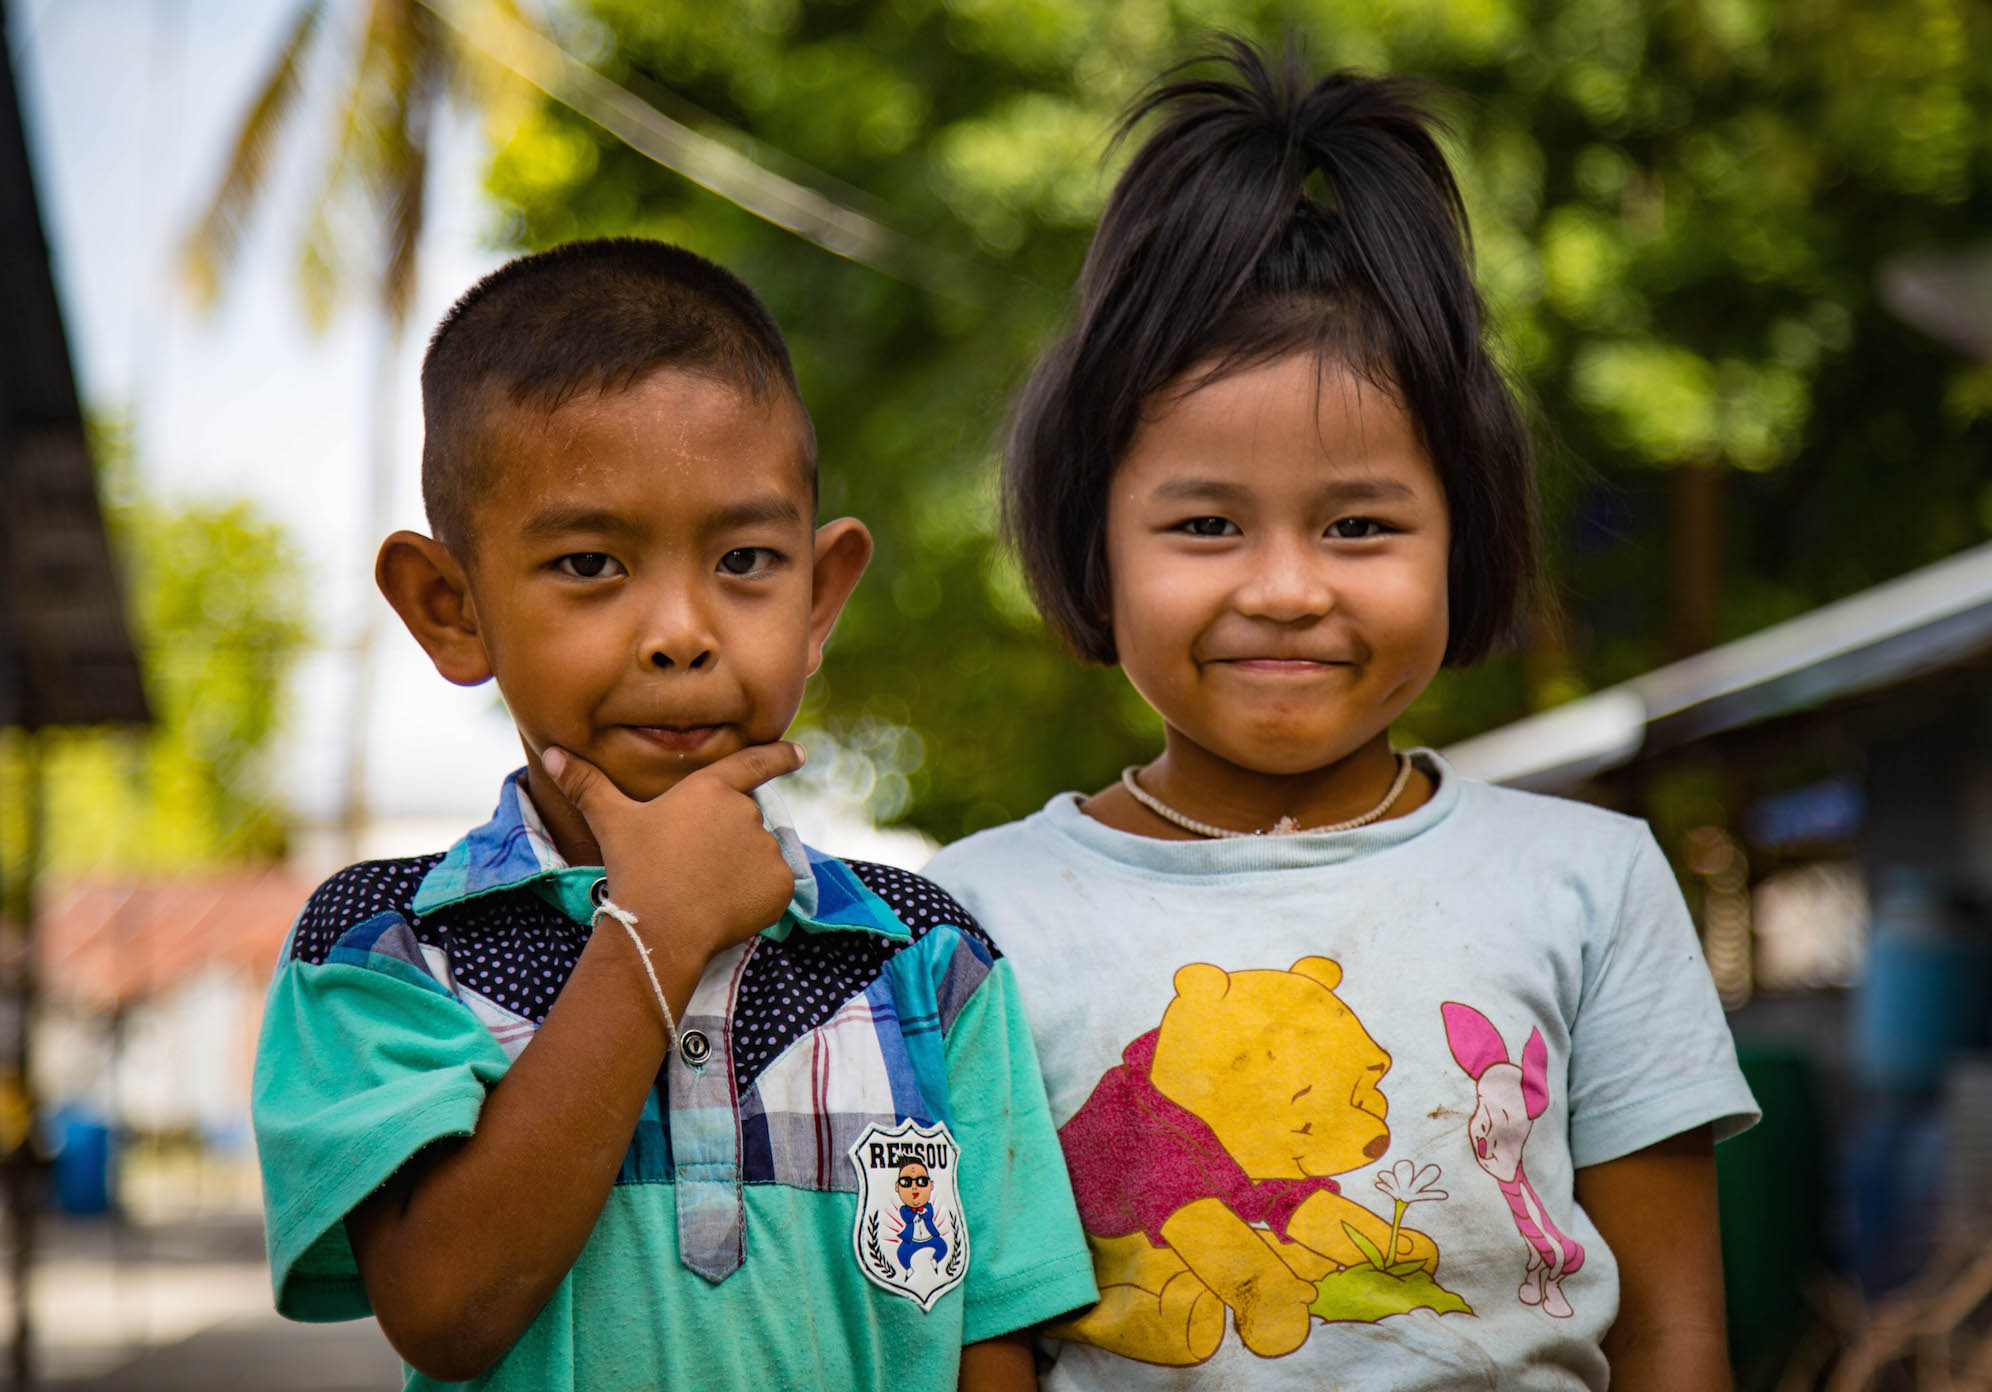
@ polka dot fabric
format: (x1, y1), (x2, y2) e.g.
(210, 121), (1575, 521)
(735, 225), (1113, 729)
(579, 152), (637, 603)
(728, 861), (996, 1090)
(847, 861), (995, 954)
(289, 855), (589, 1026)
(287, 856), (996, 1068)
(289, 857), (441, 965)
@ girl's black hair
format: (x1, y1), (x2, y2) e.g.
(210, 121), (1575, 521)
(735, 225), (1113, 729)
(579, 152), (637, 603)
(1004, 36), (1540, 666)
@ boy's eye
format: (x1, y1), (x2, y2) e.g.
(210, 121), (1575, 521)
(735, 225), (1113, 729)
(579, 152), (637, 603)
(718, 547), (777, 576)
(1327, 517), (1389, 540)
(1178, 517), (1238, 538)
(553, 552), (625, 579)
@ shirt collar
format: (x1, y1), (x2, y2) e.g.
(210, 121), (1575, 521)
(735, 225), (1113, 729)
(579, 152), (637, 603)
(411, 769), (908, 942)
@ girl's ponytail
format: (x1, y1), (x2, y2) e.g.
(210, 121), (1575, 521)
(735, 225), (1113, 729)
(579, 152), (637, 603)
(1006, 36), (1538, 669)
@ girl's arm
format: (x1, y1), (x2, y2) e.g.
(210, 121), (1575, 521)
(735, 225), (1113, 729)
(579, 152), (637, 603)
(959, 1332), (1036, 1392)
(1574, 1124), (1730, 1392)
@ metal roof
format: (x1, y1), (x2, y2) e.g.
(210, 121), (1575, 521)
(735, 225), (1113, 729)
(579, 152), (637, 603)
(1445, 540), (1992, 790)
(0, 3), (148, 728)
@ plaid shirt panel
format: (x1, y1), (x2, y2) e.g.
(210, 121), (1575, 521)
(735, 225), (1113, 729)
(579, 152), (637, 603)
(285, 773), (1000, 1280)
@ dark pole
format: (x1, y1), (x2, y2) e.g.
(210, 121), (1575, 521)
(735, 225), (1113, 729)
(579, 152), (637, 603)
(0, 0), (155, 1377)
(2, 731), (43, 1392)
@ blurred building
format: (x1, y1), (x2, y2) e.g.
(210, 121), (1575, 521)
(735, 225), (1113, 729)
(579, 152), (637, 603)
(35, 874), (313, 1147)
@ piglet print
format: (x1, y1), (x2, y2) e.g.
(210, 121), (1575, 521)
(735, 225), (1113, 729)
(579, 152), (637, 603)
(1439, 1002), (1585, 1318)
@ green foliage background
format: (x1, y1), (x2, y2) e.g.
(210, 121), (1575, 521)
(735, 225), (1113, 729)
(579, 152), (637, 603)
(1, 433), (308, 876)
(484, 0), (1992, 842)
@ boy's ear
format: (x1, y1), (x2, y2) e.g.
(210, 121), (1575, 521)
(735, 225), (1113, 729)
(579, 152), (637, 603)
(375, 530), (493, 687)
(805, 517), (873, 676)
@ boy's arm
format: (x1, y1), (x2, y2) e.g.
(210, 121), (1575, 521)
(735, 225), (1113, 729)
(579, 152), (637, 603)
(346, 743), (802, 1382)
(959, 1332), (1036, 1392)
(1574, 1125), (1730, 1392)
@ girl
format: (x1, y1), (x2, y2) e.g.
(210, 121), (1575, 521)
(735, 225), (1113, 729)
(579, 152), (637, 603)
(925, 37), (1758, 1392)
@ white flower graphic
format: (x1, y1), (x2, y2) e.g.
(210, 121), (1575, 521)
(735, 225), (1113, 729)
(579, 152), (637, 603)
(1369, 1160), (1447, 1271)
(1374, 1160), (1448, 1207)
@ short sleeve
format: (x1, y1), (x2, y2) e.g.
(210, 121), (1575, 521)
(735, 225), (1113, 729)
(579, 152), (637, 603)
(942, 957), (1100, 1343)
(1566, 829), (1761, 1168)
(253, 914), (510, 1321)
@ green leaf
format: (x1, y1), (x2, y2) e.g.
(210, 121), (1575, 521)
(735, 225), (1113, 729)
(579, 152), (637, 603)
(1385, 1260), (1428, 1277)
(1311, 1266), (1475, 1325)
(1340, 1221), (1388, 1272)
(4, 477), (310, 875)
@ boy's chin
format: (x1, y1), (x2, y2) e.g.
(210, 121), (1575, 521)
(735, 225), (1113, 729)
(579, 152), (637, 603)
(596, 761), (717, 804)
(595, 739), (791, 803)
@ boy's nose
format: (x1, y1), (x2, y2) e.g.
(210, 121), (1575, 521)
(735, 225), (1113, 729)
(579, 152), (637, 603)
(641, 591), (718, 670)
(648, 645), (712, 670)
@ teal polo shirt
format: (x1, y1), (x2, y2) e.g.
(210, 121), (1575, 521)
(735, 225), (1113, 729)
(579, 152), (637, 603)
(253, 773), (1097, 1390)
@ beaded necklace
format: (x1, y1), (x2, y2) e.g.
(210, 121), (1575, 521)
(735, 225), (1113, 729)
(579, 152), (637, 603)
(1119, 752), (1413, 838)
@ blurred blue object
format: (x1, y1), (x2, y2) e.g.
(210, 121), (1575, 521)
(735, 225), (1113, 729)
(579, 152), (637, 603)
(51, 1107), (114, 1215)
(1841, 1096), (1946, 1296)
(1854, 872), (1992, 1092)
(1857, 938), (1992, 1090)
(204, 1119), (253, 1156)
(1744, 777), (1864, 850)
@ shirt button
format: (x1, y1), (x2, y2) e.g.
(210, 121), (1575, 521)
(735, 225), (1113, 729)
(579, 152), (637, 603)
(679, 1029), (712, 1066)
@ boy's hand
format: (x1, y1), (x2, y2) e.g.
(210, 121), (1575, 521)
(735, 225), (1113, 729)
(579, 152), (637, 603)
(541, 742), (804, 966)
(352, 737), (808, 1383)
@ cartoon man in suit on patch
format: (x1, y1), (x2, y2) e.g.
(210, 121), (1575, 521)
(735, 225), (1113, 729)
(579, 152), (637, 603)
(895, 1162), (949, 1272)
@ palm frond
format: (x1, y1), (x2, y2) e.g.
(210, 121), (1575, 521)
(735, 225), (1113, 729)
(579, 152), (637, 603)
(296, 0), (449, 328)
(380, 6), (446, 324)
(180, 0), (329, 307)
(419, 0), (953, 291)
(444, 0), (536, 143)
(294, 95), (360, 330)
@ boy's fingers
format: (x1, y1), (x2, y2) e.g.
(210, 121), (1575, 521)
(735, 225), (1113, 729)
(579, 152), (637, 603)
(540, 745), (623, 820)
(701, 741), (806, 795)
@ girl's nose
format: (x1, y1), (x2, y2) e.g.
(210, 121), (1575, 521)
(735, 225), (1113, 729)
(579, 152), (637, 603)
(1233, 538), (1336, 621)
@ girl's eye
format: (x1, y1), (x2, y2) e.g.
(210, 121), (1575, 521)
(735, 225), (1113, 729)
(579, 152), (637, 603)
(718, 547), (777, 576)
(554, 552), (625, 579)
(1178, 517), (1239, 538)
(1327, 517), (1389, 540)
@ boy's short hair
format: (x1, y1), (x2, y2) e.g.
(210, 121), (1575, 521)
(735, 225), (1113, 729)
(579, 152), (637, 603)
(1003, 38), (1541, 668)
(421, 238), (814, 553)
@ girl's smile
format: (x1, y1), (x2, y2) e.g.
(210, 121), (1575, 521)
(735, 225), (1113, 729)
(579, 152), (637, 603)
(1097, 351), (1451, 834)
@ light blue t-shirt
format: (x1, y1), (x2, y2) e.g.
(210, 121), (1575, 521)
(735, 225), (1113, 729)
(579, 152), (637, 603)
(925, 751), (1758, 1392)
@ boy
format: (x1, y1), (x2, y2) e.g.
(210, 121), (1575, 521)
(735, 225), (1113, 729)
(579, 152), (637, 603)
(252, 239), (1097, 1391)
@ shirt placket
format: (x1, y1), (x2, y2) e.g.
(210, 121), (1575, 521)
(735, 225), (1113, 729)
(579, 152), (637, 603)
(667, 939), (754, 1282)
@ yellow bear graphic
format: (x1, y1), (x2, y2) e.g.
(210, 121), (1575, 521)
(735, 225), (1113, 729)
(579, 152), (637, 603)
(1053, 958), (1443, 1365)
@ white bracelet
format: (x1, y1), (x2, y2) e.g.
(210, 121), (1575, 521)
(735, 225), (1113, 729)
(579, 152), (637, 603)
(592, 893), (679, 1055)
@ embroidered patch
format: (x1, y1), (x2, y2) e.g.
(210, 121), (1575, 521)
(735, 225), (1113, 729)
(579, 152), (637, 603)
(848, 1120), (969, 1311)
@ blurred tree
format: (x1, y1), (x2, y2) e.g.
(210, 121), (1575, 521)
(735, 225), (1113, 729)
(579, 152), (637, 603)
(182, 0), (536, 327)
(482, 0), (1990, 841)
(0, 431), (309, 873)
(181, 0), (530, 855)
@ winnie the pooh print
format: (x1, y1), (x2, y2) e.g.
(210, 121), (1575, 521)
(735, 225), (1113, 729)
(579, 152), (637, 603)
(1055, 958), (1470, 1365)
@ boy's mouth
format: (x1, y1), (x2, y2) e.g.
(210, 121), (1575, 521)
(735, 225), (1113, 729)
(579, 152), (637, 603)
(624, 724), (725, 752)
